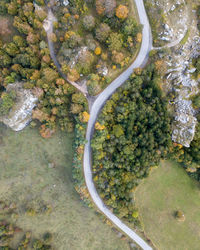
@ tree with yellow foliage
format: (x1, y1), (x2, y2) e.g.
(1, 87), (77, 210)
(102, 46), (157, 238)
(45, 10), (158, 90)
(79, 111), (90, 123)
(95, 122), (105, 130)
(94, 47), (102, 55)
(136, 33), (142, 43)
(67, 68), (80, 82)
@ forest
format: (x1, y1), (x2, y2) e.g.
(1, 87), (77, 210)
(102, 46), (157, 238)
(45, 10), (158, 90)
(51, 0), (141, 95)
(91, 6), (200, 224)
(0, 0), (141, 136)
(0, 0), (200, 233)
(91, 65), (172, 223)
(0, 0), (89, 137)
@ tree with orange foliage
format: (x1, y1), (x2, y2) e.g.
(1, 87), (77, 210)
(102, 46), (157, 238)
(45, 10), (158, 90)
(116, 5), (129, 19)
(155, 60), (167, 75)
(39, 124), (55, 138)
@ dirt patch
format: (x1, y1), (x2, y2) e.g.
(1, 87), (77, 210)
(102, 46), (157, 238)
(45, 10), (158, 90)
(0, 15), (18, 42)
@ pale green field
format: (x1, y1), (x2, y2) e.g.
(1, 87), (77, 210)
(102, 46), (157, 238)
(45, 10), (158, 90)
(135, 160), (200, 250)
(0, 124), (129, 250)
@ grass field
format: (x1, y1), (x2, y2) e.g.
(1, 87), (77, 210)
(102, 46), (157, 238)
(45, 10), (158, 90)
(0, 124), (129, 250)
(135, 160), (200, 250)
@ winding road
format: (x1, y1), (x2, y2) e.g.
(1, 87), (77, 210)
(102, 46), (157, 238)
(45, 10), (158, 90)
(45, 0), (153, 249)
(83, 1), (153, 249)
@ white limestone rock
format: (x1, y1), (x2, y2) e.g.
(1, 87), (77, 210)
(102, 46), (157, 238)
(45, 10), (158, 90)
(63, 0), (69, 6)
(0, 82), (38, 131)
(172, 115), (197, 147)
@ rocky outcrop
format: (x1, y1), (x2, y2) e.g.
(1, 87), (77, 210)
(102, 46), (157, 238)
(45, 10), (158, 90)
(172, 99), (197, 147)
(0, 82), (38, 131)
(166, 35), (200, 147)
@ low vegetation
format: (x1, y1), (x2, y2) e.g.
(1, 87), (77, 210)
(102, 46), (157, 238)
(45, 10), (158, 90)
(0, 219), (53, 249)
(0, 125), (130, 249)
(0, 89), (16, 115)
(135, 161), (200, 250)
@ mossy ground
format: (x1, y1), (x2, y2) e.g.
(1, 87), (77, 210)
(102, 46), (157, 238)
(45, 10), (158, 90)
(0, 124), (129, 250)
(135, 160), (200, 250)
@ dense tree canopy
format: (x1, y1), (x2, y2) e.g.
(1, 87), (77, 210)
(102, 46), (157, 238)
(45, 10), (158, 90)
(0, 0), (88, 137)
(92, 65), (172, 222)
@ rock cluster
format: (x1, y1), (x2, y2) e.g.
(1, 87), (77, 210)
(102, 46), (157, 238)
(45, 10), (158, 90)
(153, 0), (188, 43)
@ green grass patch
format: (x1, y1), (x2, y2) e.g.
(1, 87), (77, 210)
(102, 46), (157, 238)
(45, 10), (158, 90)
(0, 124), (129, 250)
(135, 160), (200, 250)
(180, 29), (190, 45)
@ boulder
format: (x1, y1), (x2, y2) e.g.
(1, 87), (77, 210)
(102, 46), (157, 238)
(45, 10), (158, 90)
(0, 82), (38, 131)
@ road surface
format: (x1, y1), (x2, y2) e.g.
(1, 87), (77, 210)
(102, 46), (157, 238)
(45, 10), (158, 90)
(83, 0), (153, 249)
(45, 0), (153, 248)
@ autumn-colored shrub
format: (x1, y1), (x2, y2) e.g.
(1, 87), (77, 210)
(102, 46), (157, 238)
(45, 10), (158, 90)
(39, 124), (55, 138)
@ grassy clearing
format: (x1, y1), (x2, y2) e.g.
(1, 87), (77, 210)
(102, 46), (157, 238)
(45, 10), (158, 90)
(135, 160), (200, 250)
(0, 124), (129, 250)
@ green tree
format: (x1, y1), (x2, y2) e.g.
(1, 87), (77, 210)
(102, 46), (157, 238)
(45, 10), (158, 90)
(107, 32), (123, 51)
(95, 23), (111, 42)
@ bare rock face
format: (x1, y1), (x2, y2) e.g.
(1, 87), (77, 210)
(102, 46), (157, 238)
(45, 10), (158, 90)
(0, 82), (38, 131)
(172, 96), (197, 148)
(172, 116), (197, 148)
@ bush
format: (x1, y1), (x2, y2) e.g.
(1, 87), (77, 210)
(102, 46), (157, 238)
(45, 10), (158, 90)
(82, 15), (95, 31)
(107, 32), (123, 51)
(175, 210), (185, 221)
(0, 90), (16, 116)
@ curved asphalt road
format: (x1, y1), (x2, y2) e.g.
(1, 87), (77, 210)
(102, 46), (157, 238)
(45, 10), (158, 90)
(45, 0), (153, 248)
(83, 0), (153, 249)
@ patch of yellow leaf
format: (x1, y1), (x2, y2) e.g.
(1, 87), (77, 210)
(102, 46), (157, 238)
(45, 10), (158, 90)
(95, 122), (105, 130)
